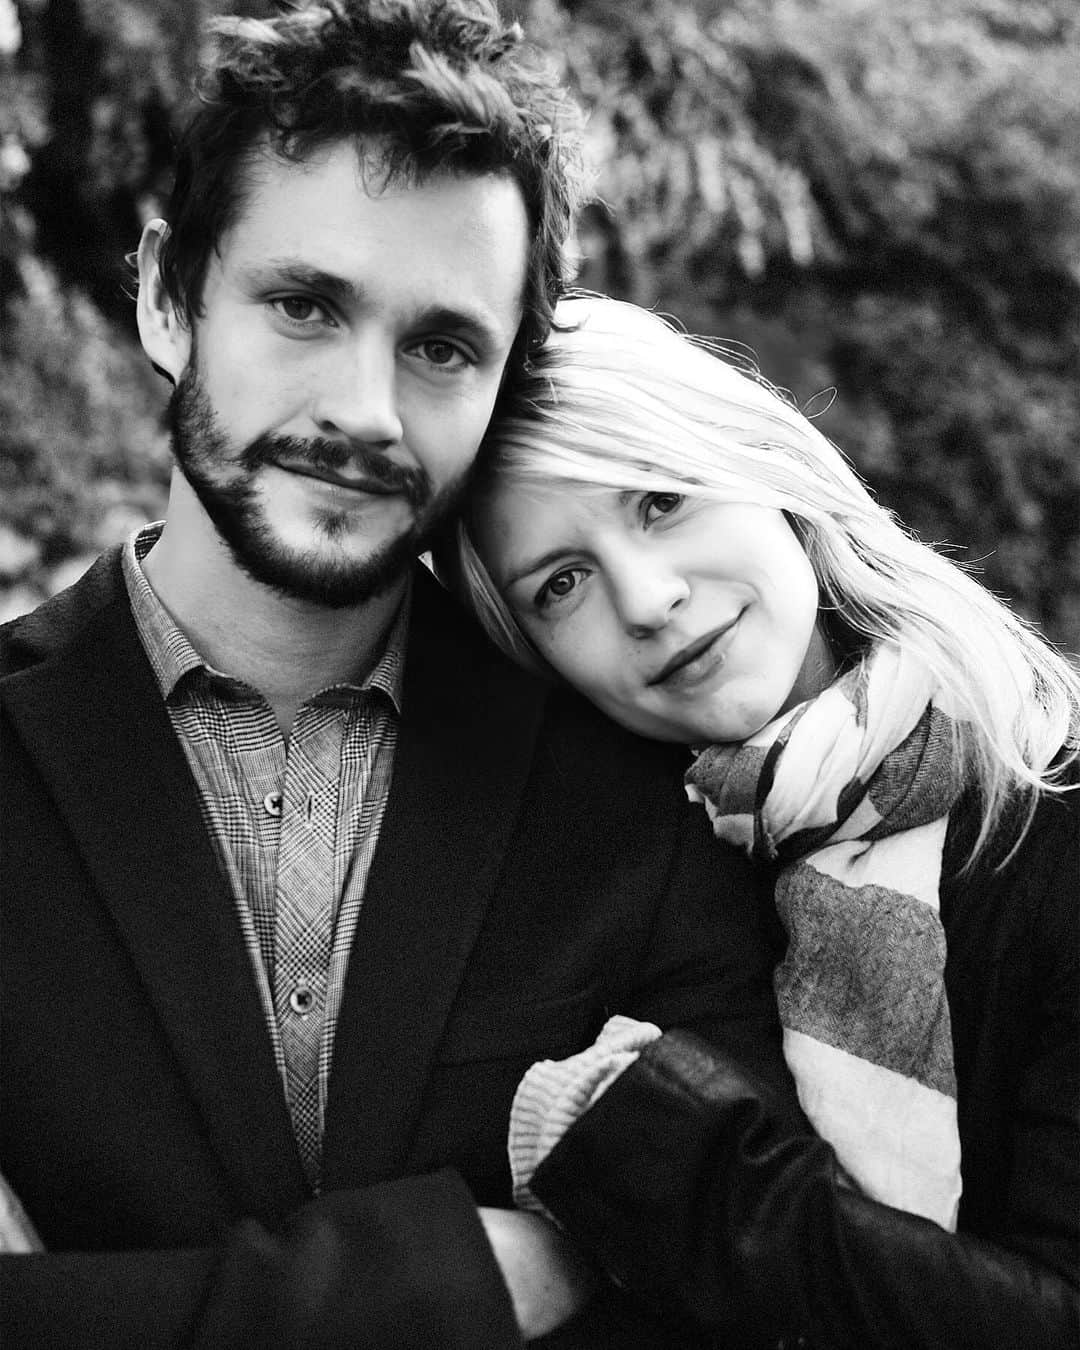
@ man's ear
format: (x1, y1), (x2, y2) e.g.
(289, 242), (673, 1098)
(135, 219), (192, 384)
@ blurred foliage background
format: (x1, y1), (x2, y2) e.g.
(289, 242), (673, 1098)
(1, 0), (1078, 654)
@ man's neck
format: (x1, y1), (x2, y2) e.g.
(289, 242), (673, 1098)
(142, 513), (406, 737)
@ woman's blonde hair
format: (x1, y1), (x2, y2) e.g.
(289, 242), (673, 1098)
(438, 294), (1079, 862)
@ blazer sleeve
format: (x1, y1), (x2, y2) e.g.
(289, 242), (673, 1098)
(0, 1171), (522, 1350)
(612, 786), (802, 1118)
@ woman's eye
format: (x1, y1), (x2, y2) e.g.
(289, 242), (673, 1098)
(642, 492), (684, 524)
(536, 568), (584, 607)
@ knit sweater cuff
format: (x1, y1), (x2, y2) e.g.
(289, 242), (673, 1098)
(508, 1015), (662, 1216)
(0, 1171), (42, 1253)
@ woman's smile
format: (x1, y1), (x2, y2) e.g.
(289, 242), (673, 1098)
(479, 483), (831, 745)
(648, 611), (746, 690)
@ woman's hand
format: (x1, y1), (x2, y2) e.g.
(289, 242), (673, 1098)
(478, 1207), (594, 1340)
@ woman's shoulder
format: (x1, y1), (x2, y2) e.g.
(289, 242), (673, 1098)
(943, 763), (1079, 949)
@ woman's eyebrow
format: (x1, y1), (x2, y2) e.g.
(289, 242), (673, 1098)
(505, 546), (573, 588)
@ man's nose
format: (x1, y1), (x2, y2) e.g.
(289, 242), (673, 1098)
(611, 559), (690, 637)
(311, 335), (403, 447)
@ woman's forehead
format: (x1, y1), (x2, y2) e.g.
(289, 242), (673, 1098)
(476, 478), (625, 577)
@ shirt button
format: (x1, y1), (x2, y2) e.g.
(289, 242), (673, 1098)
(289, 981), (316, 1015)
(263, 791), (283, 818)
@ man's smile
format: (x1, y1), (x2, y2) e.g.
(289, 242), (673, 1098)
(270, 457), (404, 495)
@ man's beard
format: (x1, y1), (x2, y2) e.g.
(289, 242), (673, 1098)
(167, 364), (465, 608)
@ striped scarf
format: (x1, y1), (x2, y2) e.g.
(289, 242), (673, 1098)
(685, 642), (964, 1229)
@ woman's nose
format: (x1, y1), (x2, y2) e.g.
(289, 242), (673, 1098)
(612, 562), (690, 637)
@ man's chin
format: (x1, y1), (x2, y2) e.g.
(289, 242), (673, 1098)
(227, 530), (419, 610)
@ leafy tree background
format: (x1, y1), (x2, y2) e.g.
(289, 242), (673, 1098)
(2, 0), (1078, 657)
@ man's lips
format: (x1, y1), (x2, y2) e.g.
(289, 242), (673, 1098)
(648, 612), (744, 686)
(272, 458), (402, 495)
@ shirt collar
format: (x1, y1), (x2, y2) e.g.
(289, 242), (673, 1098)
(123, 523), (204, 700)
(122, 521), (408, 715)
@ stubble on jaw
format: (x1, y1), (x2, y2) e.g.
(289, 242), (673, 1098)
(165, 361), (469, 609)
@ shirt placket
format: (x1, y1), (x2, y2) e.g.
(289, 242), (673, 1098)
(273, 704), (343, 1188)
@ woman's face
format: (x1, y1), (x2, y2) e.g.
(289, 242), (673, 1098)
(477, 480), (835, 744)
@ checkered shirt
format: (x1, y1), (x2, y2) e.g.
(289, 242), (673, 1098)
(122, 524), (405, 1189)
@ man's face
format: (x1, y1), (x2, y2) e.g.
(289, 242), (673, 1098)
(162, 141), (530, 607)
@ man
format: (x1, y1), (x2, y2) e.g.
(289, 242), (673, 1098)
(0, 2), (795, 1345)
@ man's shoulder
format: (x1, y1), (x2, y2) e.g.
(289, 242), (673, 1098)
(420, 594), (695, 837)
(0, 547), (125, 677)
(540, 676), (689, 777)
(409, 564), (688, 783)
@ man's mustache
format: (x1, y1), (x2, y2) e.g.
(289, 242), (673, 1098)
(240, 435), (430, 509)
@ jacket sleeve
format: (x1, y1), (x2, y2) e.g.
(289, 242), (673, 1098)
(0, 1171), (523, 1350)
(530, 1031), (1079, 1350)
(614, 787), (801, 1113)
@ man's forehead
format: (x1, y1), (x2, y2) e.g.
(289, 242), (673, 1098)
(211, 143), (530, 335)
(232, 134), (528, 228)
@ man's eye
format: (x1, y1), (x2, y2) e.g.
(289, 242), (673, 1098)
(272, 296), (328, 325)
(642, 492), (683, 524)
(412, 338), (470, 369)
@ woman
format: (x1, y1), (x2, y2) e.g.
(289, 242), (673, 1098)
(437, 295), (1079, 1348)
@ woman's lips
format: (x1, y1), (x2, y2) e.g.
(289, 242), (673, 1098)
(649, 612), (744, 689)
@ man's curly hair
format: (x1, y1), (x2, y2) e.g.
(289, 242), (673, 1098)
(156, 0), (587, 374)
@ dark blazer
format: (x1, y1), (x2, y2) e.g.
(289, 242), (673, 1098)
(531, 778), (1080, 1349)
(0, 549), (794, 1349)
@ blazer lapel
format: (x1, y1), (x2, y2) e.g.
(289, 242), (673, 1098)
(2, 559), (307, 1218)
(322, 570), (547, 1188)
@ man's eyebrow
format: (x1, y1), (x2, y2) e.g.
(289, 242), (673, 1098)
(241, 259), (357, 303)
(240, 259), (510, 347)
(411, 304), (509, 350)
